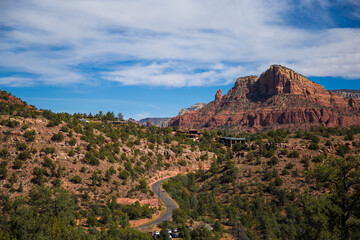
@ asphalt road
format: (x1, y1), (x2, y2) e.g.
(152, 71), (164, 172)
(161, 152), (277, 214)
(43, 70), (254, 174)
(135, 177), (178, 229)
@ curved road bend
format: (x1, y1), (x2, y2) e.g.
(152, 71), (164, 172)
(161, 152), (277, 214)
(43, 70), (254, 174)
(135, 177), (178, 229)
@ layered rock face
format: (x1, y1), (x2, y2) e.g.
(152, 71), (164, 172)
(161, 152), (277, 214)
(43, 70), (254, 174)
(178, 102), (206, 116)
(169, 65), (360, 132)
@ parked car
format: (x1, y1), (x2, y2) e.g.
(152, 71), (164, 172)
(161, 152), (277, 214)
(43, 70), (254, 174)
(154, 230), (160, 235)
(170, 232), (179, 238)
(167, 229), (172, 234)
(171, 228), (178, 233)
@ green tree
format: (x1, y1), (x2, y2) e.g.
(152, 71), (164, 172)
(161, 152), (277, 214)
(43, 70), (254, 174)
(117, 113), (124, 121)
(311, 156), (360, 239)
(159, 228), (170, 240)
(179, 225), (191, 240)
(172, 208), (187, 225)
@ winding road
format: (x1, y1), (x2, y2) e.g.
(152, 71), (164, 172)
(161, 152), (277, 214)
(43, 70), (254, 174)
(135, 177), (178, 229)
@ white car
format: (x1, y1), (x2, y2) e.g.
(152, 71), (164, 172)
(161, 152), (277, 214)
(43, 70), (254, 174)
(168, 230), (172, 234)
(154, 231), (160, 235)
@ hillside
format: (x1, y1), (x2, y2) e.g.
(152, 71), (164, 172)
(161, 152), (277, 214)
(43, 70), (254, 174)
(1, 89), (360, 240)
(0, 91), (215, 239)
(163, 127), (360, 239)
(170, 65), (360, 132)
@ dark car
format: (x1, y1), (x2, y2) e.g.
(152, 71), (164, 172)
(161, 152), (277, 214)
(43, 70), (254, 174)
(170, 232), (179, 238)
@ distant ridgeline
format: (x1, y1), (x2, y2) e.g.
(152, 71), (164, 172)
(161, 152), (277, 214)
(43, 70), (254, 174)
(138, 103), (207, 128)
(328, 89), (360, 99)
(138, 117), (172, 127)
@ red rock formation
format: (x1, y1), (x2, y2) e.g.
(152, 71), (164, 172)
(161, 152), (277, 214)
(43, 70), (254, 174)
(215, 89), (222, 102)
(169, 65), (360, 131)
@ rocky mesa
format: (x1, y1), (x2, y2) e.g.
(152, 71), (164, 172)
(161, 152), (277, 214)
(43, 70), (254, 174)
(169, 65), (360, 132)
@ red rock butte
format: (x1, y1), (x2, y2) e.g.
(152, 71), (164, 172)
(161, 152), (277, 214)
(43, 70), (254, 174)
(169, 65), (360, 132)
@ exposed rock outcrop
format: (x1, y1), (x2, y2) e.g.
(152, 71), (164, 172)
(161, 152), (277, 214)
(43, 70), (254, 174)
(215, 89), (222, 102)
(178, 102), (206, 116)
(169, 65), (360, 132)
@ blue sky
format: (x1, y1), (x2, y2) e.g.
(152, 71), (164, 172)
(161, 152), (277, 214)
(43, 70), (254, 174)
(1, 0), (360, 120)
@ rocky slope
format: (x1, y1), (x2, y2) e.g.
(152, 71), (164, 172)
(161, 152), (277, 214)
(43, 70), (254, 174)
(170, 65), (360, 132)
(328, 89), (360, 99)
(0, 89), (35, 109)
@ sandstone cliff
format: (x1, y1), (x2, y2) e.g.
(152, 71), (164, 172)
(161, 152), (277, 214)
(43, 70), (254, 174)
(169, 65), (360, 132)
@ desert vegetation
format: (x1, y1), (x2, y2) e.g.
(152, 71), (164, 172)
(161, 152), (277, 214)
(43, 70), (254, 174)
(0, 90), (360, 239)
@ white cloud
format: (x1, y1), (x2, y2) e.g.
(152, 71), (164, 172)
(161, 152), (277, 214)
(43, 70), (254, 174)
(0, 0), (360, 87)
(0, 77), (35, 87)
(103, 62), (244, 87)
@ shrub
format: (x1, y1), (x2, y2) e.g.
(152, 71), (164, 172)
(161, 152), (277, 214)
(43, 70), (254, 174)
(285, 163), (295, 169)
(301, 157), (310, 168)
(51, 178), (61, 187)
(16, 142), (28, 151)
(287, 150), (299, 158)
(41, 146), (56, 154)
(325, 140), (332, 146)
(17, 151), (30, 160)
(70, 175), (82, 184)
(68, 149), (75, 157)
(312, 155), (324, 163)
(269, 156), (279, 167)
(43, 157), (56, 171)
(31, 167), (46, 184)
(60, 125), (69, 132)
(137, 178), (148, 193)
(13, 159), (23, 169)
(51, 132), (64, 142)
(118, 170), (130, 180)
(279, 149), (288, 155)
(179, 159), (187, 166)
(273, 176), (283, 186)
(85, 152), (100, 165)
(24, 130), (36, 142)
(47, 119), (61, 127)
(0, 149), (10, 158)
(344, 133), (354, 141)
(68, 138), (77, 146)
(0, 163), (7, 179)
(308, 143), (319, 150)
(336, 144), (350, 157)
(2, 119), (20, 128)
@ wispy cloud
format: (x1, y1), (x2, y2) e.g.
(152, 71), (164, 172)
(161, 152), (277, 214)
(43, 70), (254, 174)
(0, 0), (360, 87)
(103, 62), (244, 87)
